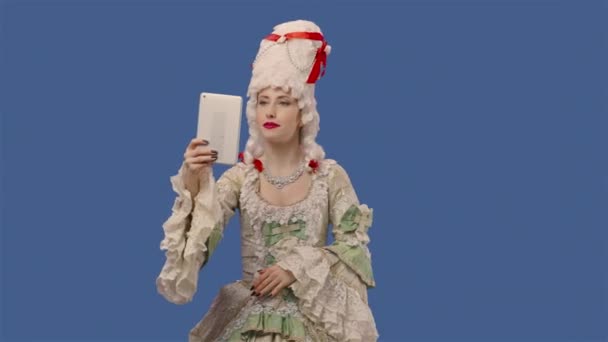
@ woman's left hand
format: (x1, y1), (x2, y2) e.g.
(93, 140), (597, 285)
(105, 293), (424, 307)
(251, 264), (296, 297)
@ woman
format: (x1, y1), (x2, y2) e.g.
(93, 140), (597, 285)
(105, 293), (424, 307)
(156, 19), (378, 341)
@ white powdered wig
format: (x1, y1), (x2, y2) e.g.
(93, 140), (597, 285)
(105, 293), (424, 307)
(242, 19), (331, 165)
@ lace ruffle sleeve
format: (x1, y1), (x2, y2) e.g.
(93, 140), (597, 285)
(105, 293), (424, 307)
(275, 161), (378, 341)
(156, 162), (243, 305)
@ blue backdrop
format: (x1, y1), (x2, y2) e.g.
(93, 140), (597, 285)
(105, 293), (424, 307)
(2, 0), (606, 341)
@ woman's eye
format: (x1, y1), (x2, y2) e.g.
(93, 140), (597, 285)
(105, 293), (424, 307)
(258, 101), (268, 105)
(280, 101), (291, 106)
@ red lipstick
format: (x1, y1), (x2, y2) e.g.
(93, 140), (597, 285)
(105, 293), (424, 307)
(263, 122), (280, 129)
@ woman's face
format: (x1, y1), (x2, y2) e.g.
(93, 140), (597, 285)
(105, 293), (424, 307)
(255, 87), (302, 145)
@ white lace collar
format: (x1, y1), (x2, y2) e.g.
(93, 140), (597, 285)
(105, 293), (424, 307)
(240, 159), (334, 227)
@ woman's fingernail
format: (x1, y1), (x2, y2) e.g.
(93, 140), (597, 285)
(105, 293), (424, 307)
(250, 286), (254, 290)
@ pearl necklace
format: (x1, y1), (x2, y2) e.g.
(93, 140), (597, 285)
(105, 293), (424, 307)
(262, 160), (307, 189)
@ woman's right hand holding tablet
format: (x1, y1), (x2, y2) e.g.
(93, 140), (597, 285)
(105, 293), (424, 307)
(182, 138), (217, 198)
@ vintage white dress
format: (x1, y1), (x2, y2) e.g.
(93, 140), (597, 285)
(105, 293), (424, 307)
(156, 158), (378, 341)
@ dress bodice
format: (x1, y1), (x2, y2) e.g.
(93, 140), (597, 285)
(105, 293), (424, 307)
(238, 160), (331, 283)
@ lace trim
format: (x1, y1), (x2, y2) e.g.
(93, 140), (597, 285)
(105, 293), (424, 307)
(218, 300), (315, 342)
(276, 246), (379, 341)
(240, 159), (333, 226)
(239, 159), (334, 270)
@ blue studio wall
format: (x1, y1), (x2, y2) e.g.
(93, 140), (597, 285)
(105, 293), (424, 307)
(1, 0), (606, 341)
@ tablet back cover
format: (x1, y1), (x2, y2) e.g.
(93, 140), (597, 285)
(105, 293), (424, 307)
(196, 92), (243, 165)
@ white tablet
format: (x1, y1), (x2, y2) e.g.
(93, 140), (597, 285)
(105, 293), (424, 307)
(196, 92), (243, 165)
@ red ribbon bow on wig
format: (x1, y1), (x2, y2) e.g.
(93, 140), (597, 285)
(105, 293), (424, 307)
(264, 32), (328, 84)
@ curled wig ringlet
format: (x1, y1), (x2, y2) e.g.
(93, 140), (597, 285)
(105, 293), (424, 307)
(242, 19), (331, 168)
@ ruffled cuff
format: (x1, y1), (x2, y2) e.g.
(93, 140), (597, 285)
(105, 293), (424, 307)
(156, 163), (220, 305)
(235, 312), (306, 341)
(276, 246), (379, 342)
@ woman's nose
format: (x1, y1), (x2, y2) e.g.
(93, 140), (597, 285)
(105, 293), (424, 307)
(265, 108), (276, 118)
